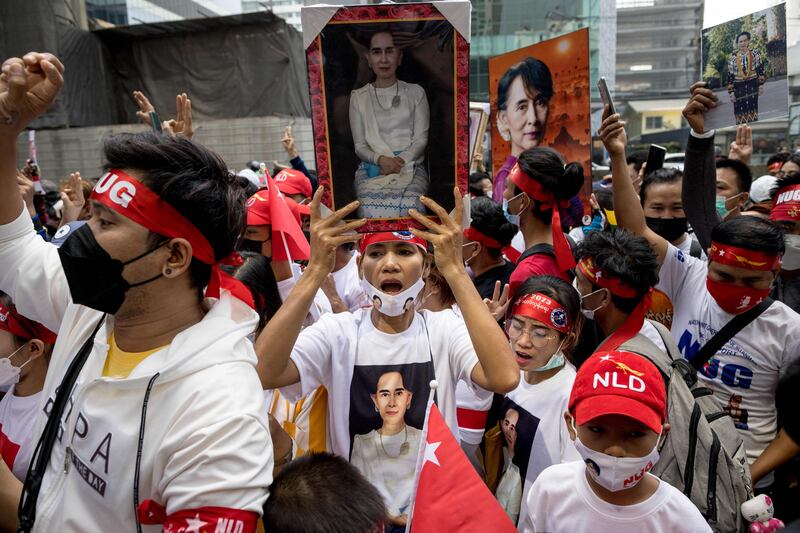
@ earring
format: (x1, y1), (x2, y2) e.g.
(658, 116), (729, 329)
(164, 267), (173, 276)
(498, 124), (511, 142)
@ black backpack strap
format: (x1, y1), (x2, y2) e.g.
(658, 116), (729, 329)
(18, 314), (106, 533)
(689, 238), (703, 259)
(517, 243), (555, 263)
(689, 298), (773, 371)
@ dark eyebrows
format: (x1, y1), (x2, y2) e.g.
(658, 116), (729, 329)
(90, 201), (118, 218)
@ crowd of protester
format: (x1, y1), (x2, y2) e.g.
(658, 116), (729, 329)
(0, 50), (798, 533)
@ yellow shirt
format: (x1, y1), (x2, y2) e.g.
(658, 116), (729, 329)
(102, 333), (166, 378)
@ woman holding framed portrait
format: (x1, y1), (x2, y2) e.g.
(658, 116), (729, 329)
(349, 30), (430, 219)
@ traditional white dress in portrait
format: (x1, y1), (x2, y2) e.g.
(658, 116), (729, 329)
(350, 425), (422, 517)
(349, 80), (430, 218)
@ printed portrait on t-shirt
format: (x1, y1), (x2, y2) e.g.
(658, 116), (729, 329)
(350, 370), (423, 520)
(498, 397), (540, 487)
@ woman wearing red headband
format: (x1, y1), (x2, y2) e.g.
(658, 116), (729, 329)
(502, 148), (584, 295)
(490, 275), (583, 526)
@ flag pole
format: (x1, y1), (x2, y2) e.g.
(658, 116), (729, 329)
(404, 379), (438, 533)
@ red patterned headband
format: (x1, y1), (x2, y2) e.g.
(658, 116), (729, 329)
(92, 170), (255, 308)
(770, 184), (800, 222)
(509, 163), (576, 272)
(577, 257), (638, 299)
(577, 258), (653, 353)
(0, 304), (57, 344)
(709, 241), (780, 271)
(511, 292), (571, 333)
(359, 231), (428, 255)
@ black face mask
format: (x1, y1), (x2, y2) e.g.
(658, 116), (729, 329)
(58, 224), (167, 314)
(238, 238), (265, 255)
(645, 216), (688, 243)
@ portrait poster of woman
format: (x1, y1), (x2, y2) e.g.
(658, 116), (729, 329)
(701, 4), (788, 130)
(488, 29), (592, 209)
(303, 2), (470, 232)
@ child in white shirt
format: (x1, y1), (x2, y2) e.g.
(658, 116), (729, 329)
(520, 350), (711, 533)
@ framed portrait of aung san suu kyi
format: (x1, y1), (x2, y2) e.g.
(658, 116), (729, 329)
(302, 1), (470, 231)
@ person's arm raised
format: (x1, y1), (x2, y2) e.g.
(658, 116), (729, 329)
(409, 189), (519, 394)
(598, 106), (668, 265)
(255, 188), (364, 389)
(0, 53), (64, 225)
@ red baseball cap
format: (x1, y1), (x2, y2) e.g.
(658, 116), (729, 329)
(359, 231), (428, 256)
(274, 169), (312, 199)
(568, 350), (666, 434)
(246, 190), (303, 226)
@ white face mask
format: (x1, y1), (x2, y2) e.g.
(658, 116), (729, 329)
(572, 420), (661, 492)
(783, 234), (800, 271)
(573, 277), (606, 321)
(0, 345), (31, 388)
(360, 277), (426, 317)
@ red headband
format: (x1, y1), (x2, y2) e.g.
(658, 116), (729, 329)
(709, 241), (780, 271)
(511, 292), (571, 333)
(0, 304), (57, 344)
(464, 227), (503, 249)
(92, 170), (255, 309)
(578, 257), (651, 351)
(770, 184), (800, 222)
(509, 163), (576, 272)
(768, 161), (783, 174)
(359, 231), (427, 255)
(577, 257), (638, 299)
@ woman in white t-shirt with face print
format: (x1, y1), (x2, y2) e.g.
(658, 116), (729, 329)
(493, 275), (584, 526)
(255, 188), (520, 461)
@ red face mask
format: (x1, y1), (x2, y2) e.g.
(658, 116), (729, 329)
(706, 277), (771, 315)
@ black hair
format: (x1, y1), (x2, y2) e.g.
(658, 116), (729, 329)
(639, 168), (684, 206)
(468, 172), (491, 197)
(711, 216), (785, 256)
(736, 31), (751, 42)
(767, 151), (791, 168)
(220, 251), (282, 334)
(594, 187), (613, 212)
(496, 57), (553, 111)
(469, 196), (517, 257)
(626, 150), (647, 172)
(263, 453), (386, 533)
(769, 171), (800, 198)
(103, 132), (245, 297)
(783, 152), (800, 171)
(235, 174), (259, 199)
(513, 147), (584, 224)
(509, 275), (584, 352)
(576, 229), (660, 314)
(716, 158), (752, 194)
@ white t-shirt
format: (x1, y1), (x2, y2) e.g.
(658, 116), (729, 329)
(0, 388), (43, 481)
(278, 265), (332, 322)
(505, 364), (581, 526)
(674, 233), (707, 260)
(659, 243), (800, 462)
(283, 308), (480, 457)
(350, 426), (421, 517)
(519, 461), (711, 533)
(331, 253), (370, 312)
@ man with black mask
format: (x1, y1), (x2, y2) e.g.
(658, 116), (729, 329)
(0, 52), (272, 532)
(641, 168), (705, 259)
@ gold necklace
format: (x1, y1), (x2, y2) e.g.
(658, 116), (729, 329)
(379, 425), (409, 458)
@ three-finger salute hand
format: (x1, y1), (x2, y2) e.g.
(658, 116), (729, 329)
(308, 187), (365, 276)
(408, 187), (464, 279)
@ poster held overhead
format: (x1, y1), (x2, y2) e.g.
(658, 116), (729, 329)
(488, 28), (592, 218)
(701, 3), (788, 130)
(303, 1), (471, 232)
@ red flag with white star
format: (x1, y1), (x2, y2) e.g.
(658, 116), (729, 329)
(408, 403), (516, 533)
